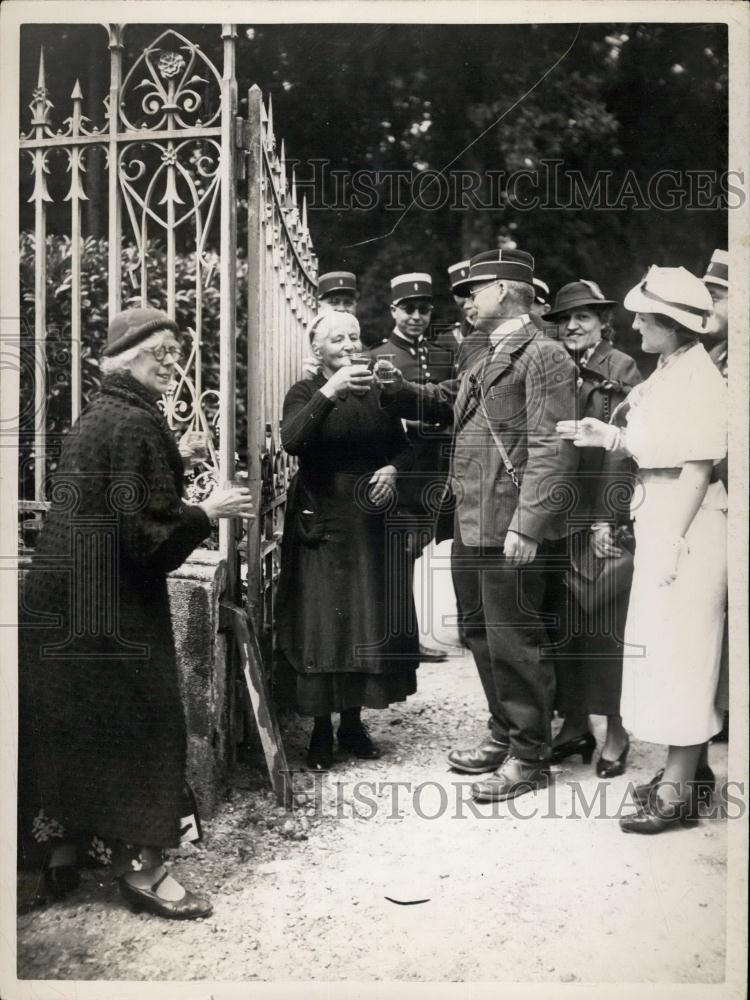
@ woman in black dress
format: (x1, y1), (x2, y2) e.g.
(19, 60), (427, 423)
(276, 311), (419, 770)
(19, 307), (254, 919)
(544, 282), (642, 776)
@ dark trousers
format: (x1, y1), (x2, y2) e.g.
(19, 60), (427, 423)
(451, 527), (568, 762)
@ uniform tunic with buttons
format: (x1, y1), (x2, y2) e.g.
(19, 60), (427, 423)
(370, 331), (454, 532)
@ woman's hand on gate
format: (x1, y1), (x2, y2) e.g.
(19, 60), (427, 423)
(199, 485), (255, 521)
(368, 465), (397, 506)
(591, 523), (622, 559)
(320, 364), (373, 400)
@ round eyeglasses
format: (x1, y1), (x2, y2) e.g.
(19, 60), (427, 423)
(397, 302), (433, 316)
(148, 344), (185, 364)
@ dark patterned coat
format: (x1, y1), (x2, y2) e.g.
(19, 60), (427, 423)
(571, 340), (643, 524)
(392, 319), (580, 546)
(19, 371), (211, 851)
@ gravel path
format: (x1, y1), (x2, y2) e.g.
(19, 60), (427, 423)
(16, 653), (728, 984)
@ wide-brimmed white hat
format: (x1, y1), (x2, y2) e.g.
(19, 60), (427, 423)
(623, 265), (713, 335)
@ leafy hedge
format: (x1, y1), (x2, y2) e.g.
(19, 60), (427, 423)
(18, 232), (249, 494)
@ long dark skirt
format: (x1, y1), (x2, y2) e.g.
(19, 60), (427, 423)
(277, 471), (419, 716)
(553, 581), (628, 718)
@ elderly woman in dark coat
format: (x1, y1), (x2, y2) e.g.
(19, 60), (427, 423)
(276, 311), (419, 771)
(545, 282), (642, 776)
(19, 307), (253, 919)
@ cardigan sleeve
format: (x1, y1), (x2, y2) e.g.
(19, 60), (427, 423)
(110, 419), (212, 575)
(281, 380), (336, 455)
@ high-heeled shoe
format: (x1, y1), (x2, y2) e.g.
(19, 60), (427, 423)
(118, 869), (212, 920)
(596, 736), (630, 778)
(550, 731), (596, 765)
(620, 790), (698, 834)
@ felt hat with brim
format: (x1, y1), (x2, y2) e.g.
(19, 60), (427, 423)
(545, 280), (616, 320)
(103, 307), (179, 358)
(448, 260), (472, 295)
(703, 249), (728, 289)
(623, 265), (713, 335)
(318, 271), (358, 298)
(466, 248), (535, 287)
(391, 272), (433, 304)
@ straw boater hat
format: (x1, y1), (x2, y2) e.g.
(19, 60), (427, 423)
(623, 266), (713, 335)
(703, 249), (729, 289)
(545, 280), (616, 321)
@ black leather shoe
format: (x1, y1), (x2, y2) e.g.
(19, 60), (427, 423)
(118, 870), (213, 919)
(633, 765), (715, 808)
(307, 730), (334, 771)
(419, 644), (448, 662)
(550, 731), (596, 765)
(472, 756), (550, 802)
(620, 792), (698, 834)
(448, 737), (509, 774)
(337, 725), (381, 759)
(596, 736), (630, 778)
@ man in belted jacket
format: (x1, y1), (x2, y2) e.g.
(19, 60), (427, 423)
(382, 249), (579, 800)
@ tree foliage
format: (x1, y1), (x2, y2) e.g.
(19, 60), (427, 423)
(19, 20), (728, 357)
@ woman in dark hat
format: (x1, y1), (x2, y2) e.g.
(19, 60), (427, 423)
(276, 310), (419, 770)
(558, 266), (728, 833)
(19, 307), (254, 918)
(545, 280), (642, 776)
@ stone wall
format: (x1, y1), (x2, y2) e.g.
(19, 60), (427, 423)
(167, 550), (229, 818)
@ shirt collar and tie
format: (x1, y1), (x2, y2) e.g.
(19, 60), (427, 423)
(488, 314), (530, 352)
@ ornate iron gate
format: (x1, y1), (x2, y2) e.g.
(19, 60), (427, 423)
(18, 22), (317, 685)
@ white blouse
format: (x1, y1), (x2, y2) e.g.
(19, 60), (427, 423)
(623, 342), (728, 511)
(624, 342), (727, 465)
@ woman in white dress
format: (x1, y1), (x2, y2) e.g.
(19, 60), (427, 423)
(557, 265), (728, 834)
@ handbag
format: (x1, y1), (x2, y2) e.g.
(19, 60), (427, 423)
(565, 525), (635, 614)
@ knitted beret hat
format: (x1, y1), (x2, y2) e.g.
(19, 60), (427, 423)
(102, 307), (179, 358)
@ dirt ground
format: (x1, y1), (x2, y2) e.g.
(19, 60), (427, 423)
(16, 651), (729, 985)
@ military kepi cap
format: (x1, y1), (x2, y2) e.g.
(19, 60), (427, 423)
(391, 272), (433, 304)
(703, 249), (728, 289)
(448, 260), (472, 295)
(468, 248), (535, 286)
(103, 307), (179, 358)
(533, 277), (550, 305)
(318, 271), (358, 299)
